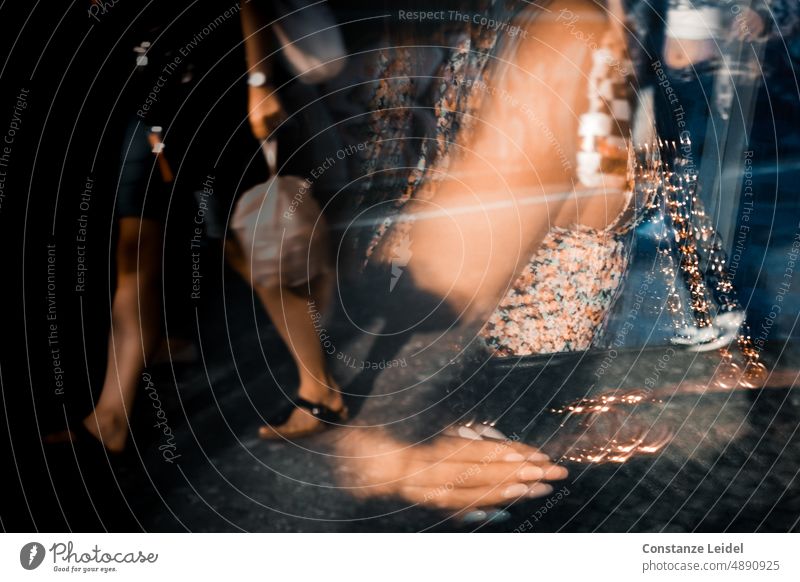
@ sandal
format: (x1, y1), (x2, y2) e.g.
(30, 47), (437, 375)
(259, 397), (348, 440)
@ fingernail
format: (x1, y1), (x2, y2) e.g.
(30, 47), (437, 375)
(503, 453), (526, 462)
(475, 425), (507, 441)
(546, 465), (569, 480)
(527, 452), (551, 462)
(457, 426), (482, 441)
(502, 483), (529, 498)
(462, 510), (488, 523)
(518, 465), (545, 481)
(527, 483), (554, 498)
(485, 509), (511, 523)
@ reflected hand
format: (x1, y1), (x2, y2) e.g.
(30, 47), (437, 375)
(337, 430), (568, 512)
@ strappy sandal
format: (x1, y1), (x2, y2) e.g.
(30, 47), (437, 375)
(258, 397), (349, 440)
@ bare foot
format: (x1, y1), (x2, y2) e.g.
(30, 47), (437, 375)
(259, 376), (347, 440)
(42, 409), (129, 454)
(307, 374), (345, 414)
(82, 409), (128, 454)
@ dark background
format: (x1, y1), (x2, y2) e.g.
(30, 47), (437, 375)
(1, 1), (798, 532)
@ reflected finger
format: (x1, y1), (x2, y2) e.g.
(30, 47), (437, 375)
(406, 458), (567, 489)
(424, 435), (550, 464)
(403, 481), (555, 511)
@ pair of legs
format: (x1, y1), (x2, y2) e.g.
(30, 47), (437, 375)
(226, 238), (344, 438)
(83, 217), (162, 453)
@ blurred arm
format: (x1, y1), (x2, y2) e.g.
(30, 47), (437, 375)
(240, 1), (285, 140)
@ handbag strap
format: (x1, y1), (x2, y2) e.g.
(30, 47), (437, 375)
(262, 139), (278, 177)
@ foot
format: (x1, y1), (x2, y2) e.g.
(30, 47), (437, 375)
(82, 409), (128, 453)
(671, 311), (745, 352)
(42, 409), (128, 454)
(259, 376), (347, 440)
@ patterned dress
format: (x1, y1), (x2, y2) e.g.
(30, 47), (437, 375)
(357, 1), (644, 357)
(481, 217), (634, 356)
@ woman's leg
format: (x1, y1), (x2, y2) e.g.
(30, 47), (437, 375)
(226, 236), (341, 434)
(83, 217), (162, 452)
(254, 273), (344, 436)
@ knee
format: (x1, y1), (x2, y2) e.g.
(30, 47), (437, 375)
(116, 219), (161, 276)
(116, 234), (140, 275)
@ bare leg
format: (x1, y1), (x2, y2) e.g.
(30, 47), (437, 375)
(83, 217), (162, 453)
(225, 237), (342, 435)
(254, 273), (344, 438)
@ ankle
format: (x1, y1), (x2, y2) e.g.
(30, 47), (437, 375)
(85, 406), (127, 430)
(83, 409), (128, 453)
(298, 377), (330, 399)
